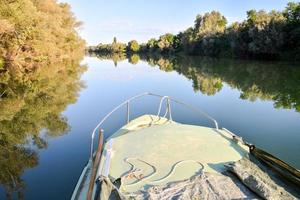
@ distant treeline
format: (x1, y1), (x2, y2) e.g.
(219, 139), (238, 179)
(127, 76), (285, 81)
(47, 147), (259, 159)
(89, 51), (300, 113)
(88, 2), (300, 60)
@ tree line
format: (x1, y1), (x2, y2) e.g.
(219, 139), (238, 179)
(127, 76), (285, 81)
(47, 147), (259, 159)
(0, 0), (85, 198)
(0, 0), (85, 69)
(88, 2), (300, 60)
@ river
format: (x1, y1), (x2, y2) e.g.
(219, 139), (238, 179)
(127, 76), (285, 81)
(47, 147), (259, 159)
(0, 55), (299, 199)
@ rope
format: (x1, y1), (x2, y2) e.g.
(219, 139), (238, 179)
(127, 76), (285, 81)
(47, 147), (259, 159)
(121, 157), (157, 186)
(150, 160), (204, 184)
(121, 157), (204, 187)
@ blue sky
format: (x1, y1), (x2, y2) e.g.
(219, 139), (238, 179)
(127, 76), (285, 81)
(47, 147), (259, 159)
(61, 0), (292, 45)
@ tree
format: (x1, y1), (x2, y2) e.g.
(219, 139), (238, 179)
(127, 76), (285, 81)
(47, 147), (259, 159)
(147, 38), (158, 51)
(89, 2), (300, 60)
(283, 2), (300, 59)
(194, 11), (227, 39)
(157, 33), (174, 52)
(0, 0), (85, 197)
(127, 40), (140, 52)
(0, 0), (85, 68)
(172, 34), (183, 52)
(110, 37), (126, 53)
(284, 2), (300, 25)
(245, 10), (285, 57)
(180, 28), (196, 54)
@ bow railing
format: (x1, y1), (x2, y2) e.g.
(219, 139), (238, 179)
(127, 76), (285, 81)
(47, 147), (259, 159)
(90, 92), (219, 159)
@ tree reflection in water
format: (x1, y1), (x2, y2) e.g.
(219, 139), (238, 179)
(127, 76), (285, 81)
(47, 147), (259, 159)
(0, 59), (85, 199)
(90, 53), (300, 112)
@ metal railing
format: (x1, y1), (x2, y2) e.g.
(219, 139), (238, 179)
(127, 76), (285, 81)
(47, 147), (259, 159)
(90, 92), (219, 159)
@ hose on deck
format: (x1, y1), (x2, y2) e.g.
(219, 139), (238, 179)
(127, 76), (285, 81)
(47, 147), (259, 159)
(121, 158), (204, 188)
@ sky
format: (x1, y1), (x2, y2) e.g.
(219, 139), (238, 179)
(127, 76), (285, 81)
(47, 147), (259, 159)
(60, 0), (292, 45)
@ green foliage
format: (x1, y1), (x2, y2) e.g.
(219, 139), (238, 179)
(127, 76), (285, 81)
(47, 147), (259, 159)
(283, 2), (300, 59)
(157, 33), (175, 52)
(96, 53), (300, 111)
(0, 0), (85, 197)
(148, 55), (300, 110)
(128, 54), (140, 65)
(0, 58), (4, 70)
(229, 10), (286, 58)
(0, 144), (38, 200)
(147, 38), (158, 50)
(0, 0), (85, 67)
(127, 40), (140, 52)
(0, 46), (85, 200)
(284, 2), (300, 25)
(111, 37), (126, 53)
(194, 11), (227, 39)
(179, 28), (195, 54)
(89, 37), (126, 54)
(172, 34), (183, 52)
(90, 2), (300, 60)
(88, 51), (126, 67)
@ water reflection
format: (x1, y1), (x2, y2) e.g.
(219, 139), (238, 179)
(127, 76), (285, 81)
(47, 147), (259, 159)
(0, 57), (85, 199)
(89, 52), (300, 112)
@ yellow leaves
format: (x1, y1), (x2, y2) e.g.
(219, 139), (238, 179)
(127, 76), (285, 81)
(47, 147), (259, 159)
(0, 57), (4, 70)
(0, 0), (86, 194)
(35, 0), (60, 14)
(128, 54), (140, 65)
(0, 98), (25, 121)
(128, 40), (140, 52)
(0, 0), (85, 69)
(0, 0), (85, 145)
(0, 19), (15, 36)
(194, 11), (227, 38)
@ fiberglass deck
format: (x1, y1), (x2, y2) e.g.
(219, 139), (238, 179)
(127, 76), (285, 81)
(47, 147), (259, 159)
(98, 115), (249, 193)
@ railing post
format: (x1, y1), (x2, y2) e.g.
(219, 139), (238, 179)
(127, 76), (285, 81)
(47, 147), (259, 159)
(126, 101), (130, 124)
(87, 129), (104, 200)
(158, 96), (167, 117)
(215, 121), (219, 130)
(167, 98), (172, 120)
(157, 97), (163, 116)
(90, 135), (94, 160)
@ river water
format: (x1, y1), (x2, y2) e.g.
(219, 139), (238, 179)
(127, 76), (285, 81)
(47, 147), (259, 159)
(0, 55), (299, 199)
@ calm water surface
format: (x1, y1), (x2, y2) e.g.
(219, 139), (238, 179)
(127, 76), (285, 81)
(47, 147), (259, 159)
(1, 55), (300, 199)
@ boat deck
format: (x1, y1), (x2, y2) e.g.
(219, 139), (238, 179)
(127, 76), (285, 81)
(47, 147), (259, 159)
(98, 115), (249, 193)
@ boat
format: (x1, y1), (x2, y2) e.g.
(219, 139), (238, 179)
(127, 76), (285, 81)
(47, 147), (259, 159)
(71, 92), (300, 200)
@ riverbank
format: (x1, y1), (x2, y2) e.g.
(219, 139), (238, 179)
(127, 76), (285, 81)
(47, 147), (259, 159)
(87, 2), (300, 61)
